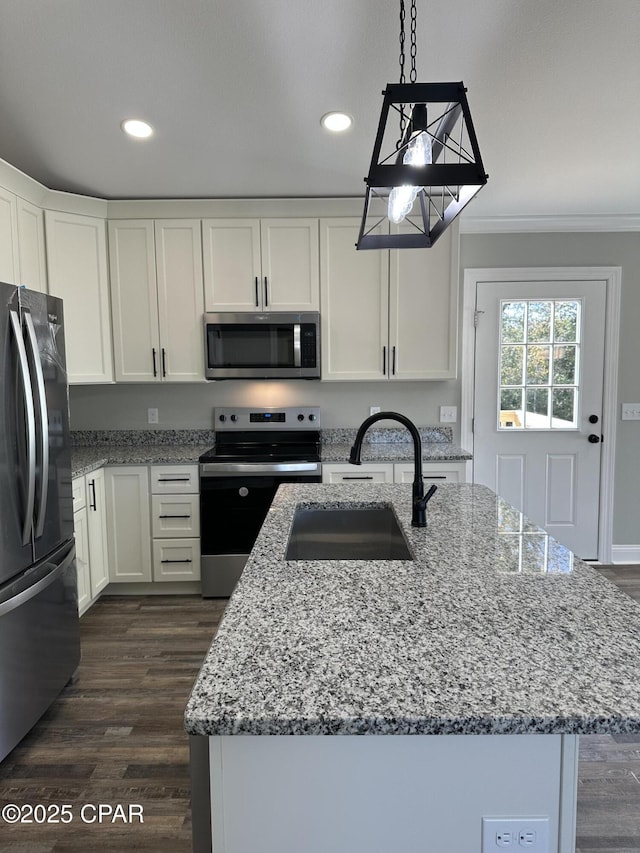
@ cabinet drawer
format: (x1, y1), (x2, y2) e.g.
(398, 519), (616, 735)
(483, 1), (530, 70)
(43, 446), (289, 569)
(72, 477), (86, 511)
(322, 463), (394, 484)
(394, 462), (468, 484)
(151, 494), (200, 537)
(150, 464), (199, 494)
(152, 539), (201, 582)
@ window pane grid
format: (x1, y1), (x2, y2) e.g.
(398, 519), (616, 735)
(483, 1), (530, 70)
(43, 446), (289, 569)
(498, 299), (581, 430)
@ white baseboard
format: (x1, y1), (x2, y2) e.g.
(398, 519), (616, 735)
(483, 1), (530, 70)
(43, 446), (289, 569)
(610, 545), (640, 564)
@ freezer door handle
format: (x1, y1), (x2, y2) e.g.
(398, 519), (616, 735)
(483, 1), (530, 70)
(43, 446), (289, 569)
(9, 309), (36, 546)
(0, 544), (75, 617)
(23, 310), (50, 539)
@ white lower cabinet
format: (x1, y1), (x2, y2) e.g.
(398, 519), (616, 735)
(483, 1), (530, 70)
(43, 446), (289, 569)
(322, 463), (394, 484)
(150, 465), (200, 582)
(104, 467), (152, 582)
(72, 468), (110, 615)
(322, 461), (468, 485)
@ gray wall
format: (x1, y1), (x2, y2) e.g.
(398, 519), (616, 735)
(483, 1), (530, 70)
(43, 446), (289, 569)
(69, 229), (640, 545)
(459, 231), (640, 545)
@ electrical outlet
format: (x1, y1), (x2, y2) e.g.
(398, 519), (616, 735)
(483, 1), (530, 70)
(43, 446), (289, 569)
(622, 403), (640, 420)
(369, 405), (381, 415)
(147, 407), (159, 424)
(439, 405), (457, 423)
(482, 818), (549, 852)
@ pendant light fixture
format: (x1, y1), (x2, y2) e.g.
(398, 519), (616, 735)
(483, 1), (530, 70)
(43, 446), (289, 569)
(357, 0), (488, 250)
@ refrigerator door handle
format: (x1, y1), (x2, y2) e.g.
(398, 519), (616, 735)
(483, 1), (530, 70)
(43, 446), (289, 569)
(9, 309), (36, 546)
(23, 311), (49, 539)
(0, 545), (75, 618)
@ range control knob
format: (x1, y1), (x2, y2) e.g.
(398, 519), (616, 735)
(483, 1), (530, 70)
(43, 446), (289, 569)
(218, 414), (226, 422)
(308, 413), (316, 422)
(230, 414), (238, 422)
(297, 413), (305, 421)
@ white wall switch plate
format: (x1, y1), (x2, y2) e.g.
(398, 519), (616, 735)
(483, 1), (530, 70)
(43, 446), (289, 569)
(482, 817), (549, 851)
(369, 405), (381, 416)
(439, 405), (457, 423)
(148, 407), (159, 424)
(622, 403), (640, 420)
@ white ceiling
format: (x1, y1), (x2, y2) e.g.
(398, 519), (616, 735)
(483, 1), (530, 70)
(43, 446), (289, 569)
(1, 0), (639, 219)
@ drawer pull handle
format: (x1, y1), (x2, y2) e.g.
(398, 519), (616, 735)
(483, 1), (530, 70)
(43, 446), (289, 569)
(422, 475), (446, 480)
(157, 477), (190, 482)
(159, 514), (191, 519)
(342, 475), (374, 480)
(161, 559), (193, 564)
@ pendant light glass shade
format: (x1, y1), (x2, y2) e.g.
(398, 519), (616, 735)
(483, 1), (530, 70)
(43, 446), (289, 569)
(357, 82), (488, 249)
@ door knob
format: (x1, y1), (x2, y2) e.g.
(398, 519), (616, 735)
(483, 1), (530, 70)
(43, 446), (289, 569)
(588, 434), (601, 443)
(588, 414), (599, 424)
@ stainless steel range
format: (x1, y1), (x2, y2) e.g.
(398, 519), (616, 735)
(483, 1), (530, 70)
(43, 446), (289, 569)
(199, 406), (322, 596)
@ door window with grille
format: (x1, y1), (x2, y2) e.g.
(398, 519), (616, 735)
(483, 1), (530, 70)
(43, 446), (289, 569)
(498, 299), (581, 430)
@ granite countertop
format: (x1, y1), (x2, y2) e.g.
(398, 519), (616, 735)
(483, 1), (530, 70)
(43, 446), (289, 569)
(184, 482), (640, 737)
(320, 442), (471, 463)
(70, 426), (471, 477)
(71, 444), (211, 478)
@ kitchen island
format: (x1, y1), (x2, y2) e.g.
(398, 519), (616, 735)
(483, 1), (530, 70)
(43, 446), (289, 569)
(185, 483), (640, 853)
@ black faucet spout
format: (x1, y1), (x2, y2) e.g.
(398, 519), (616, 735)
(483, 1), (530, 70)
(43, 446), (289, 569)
(349, 411), (436, 527)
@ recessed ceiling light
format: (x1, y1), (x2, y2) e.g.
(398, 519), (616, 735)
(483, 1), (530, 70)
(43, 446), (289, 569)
(320, 112), (353, 133)
(121, 119), (154, 139)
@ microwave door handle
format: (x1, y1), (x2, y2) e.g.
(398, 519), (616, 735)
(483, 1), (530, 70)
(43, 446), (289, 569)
(9, 310), (36, 546)
(293, 324), (301, 367)
(23, 311), (49, 538)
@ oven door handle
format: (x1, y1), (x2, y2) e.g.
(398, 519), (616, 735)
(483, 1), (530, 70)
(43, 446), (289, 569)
(200, 461), (321, 476)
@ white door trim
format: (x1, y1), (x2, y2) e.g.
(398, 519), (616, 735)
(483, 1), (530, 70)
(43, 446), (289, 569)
(461, 266), (621, 564)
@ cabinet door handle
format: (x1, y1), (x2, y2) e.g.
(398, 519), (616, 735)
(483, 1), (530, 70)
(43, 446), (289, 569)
(161, 348), (167, 377)
(392, 346), (396, 375)
(254, 276), (259, 307)
(264, 276), (268, 307)
(342, 475), (374, 480)
(159, 514), (191, 519)
(382, 346), (387, 376)
(89, 479), (97, 511)
(161, 558), (193, 564)
(152, 348), (157, 377)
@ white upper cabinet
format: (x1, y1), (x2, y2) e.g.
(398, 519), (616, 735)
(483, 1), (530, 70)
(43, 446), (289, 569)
(0, 187), (19, 284)
(320, 218), (458, 381)
(388, 221), (459, 380)
(16, 199), (47, 293)
(320, 218), (388, 381)
(203, 218), (319, 312)
(108, 219), (205, 382)
(45, 210), (114, 383)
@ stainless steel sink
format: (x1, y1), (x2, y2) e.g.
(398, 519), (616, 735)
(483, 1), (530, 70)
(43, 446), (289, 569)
(285, 504), (413, 561)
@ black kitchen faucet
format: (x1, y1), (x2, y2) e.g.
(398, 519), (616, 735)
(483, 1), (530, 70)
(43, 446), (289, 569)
(348, 411), (437, 527)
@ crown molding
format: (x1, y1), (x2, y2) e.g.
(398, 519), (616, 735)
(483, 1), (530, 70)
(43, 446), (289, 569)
(460, 213), (640, 234)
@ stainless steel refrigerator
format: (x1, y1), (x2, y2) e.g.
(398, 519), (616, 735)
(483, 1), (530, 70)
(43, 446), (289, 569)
(0, 281), (80, 763)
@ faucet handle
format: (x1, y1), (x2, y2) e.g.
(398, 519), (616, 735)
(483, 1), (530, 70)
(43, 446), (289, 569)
(417, 484), (438, 509)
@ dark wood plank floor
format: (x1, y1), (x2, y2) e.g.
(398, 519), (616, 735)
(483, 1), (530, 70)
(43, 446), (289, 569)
(577, 565), (640, 853)
(1, 567), (639, 852)
(0, 595), (225, 852)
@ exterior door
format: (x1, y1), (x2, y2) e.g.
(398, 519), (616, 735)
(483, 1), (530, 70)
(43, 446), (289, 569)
(472, 278), (606, 559)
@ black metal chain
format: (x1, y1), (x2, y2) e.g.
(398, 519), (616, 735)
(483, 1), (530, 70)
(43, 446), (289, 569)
(397, 0), (418, 146)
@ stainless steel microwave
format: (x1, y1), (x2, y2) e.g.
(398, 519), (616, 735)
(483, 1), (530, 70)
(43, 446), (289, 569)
(204, 312), (321, 380)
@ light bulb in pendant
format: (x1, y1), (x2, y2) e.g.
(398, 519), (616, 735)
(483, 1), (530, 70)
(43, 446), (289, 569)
(388, 131), (432, 224)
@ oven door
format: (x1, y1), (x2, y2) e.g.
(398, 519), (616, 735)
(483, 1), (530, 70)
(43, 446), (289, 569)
(199, 471), (321, 596)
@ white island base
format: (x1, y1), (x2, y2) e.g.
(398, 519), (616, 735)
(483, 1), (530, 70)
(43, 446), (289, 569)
(190, 733), (578, 853)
